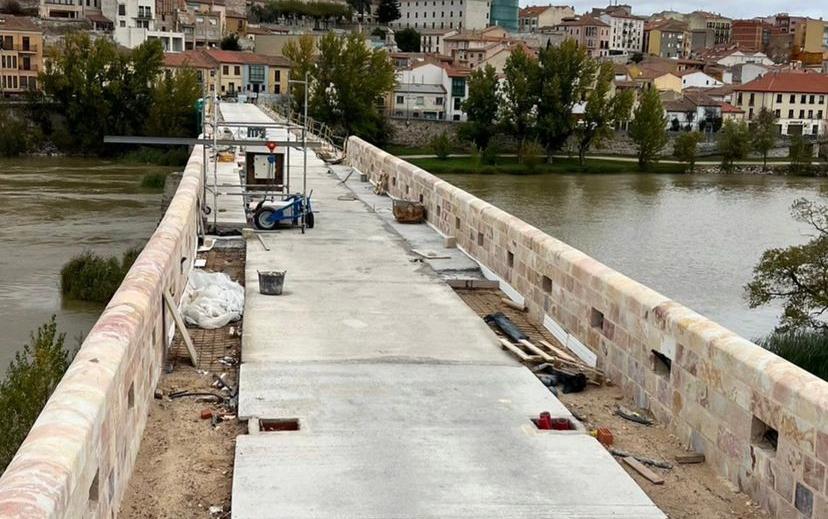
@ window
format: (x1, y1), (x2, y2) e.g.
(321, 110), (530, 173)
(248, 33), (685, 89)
(451, 77), (465, 97)
(819, 95), (825, 104)
(809, 95), (815, 104)
(396, 95), (404, 104)
(275, 70), (280, 81)
(819, 111), (824, 119)
(119, 20), (125, 27)
(222, 65), (229, 75)
(789, 109), (794, 118)
(749, 93), (755, 106)
(775, 109), (780, 118)
(234, 66), (240, 75)
(800, 110), (805, 118)
(790, 94), (796, 103)
(435, 97), (443, 105)
(808, 110), (813, 119)
(453, 97), (461, 110)
(801, 95), (806, 103)
(415, 96), (424, 106)
(118, 3), (125, 15)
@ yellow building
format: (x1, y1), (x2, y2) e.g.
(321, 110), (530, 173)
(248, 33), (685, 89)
(165, 49), (292, 98)
(0, 15), (43, 95)
(794, 18), (828, 54)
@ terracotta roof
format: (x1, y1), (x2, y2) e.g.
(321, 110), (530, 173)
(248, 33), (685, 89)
(0, 15), (39, 32)
(520, 6), (551, 17)
(734, 71), (828, 94)
(558, 15), (608, 27)
(86, 13), (113, 24)
(721, 102), (744, 113)
(646, 19), (688, 33)
(203, 48), (269, 65)
(410, 59), (471, 77)
(263, 54), (291, 67)
(164, 49), (216, 69)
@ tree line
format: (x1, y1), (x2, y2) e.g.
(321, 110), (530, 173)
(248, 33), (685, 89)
(283, 32), (396, 145)
(1, 32), (201, 157)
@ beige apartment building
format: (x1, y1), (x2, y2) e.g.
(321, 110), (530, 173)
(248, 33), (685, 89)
(734, 71), (828, 136)
(518, 5), (574, 32)
(554, 15), (610, 58)
(0, 15), (43, 95)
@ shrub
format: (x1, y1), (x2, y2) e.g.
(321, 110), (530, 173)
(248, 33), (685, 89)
(522, 140), (546, 170)
(60, 247), (142, 304)
(480, 144), (498, 165)
(0, 317), (75, 470)
(430, 132), (452, 160)
(141, 172), (168, 190)
(759, 330), (828, 381)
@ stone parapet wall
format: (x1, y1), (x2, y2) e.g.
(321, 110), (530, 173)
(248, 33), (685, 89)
(0, 146), (205, 518)
(347, 136), (828, 519)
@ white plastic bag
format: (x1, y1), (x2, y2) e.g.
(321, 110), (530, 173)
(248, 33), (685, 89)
(182, 270), (244, 329)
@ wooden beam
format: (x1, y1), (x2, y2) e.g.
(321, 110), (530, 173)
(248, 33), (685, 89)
(538, 339), (580, 364)
(623, 457), (664, 485)
(162, 290), (199, 367)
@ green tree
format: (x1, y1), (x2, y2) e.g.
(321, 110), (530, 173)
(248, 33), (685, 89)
(718, 119), (751, 172)
(40, 33), (165, 154)
(282, 34), (317, 113)
(347, 0), (371, 18)
(499, 45), (538, 162)
(311, 32), (396, 144)
(535, 39), (595, 154)
(746, 199), (828, 332)
(0, 317), (75, 471)
(145, 68), (201, 137)
(430, 132), (452, 160)
(220, 33), (242, 51)
(752, 107), (777, 168)
(789, 133), (813, 175)
(628, 87), (668, 170)
(673, 131), (703, 172)
(573, 62), (633, 166)
(394, 27), (420, 52)
(460, 64), (499, 152)
(377, 0), (400, 23)
(0, 105), (29, 156)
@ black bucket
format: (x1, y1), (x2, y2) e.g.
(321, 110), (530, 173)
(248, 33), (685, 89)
(258, 270), (286, 295)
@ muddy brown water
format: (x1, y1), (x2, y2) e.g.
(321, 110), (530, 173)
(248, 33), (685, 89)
(0, 157), (170, 367)
(438, 172), (828, 341)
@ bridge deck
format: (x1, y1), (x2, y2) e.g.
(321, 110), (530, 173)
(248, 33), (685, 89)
(230, 105), (665, 518)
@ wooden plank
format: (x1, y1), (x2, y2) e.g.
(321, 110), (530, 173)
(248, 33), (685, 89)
(623, 457), (664, 485)
(675, 453), (705, 464)
(498, 338), (541, 363)
(538, 339), (580, 364)
(501, 298), (526, 311)
(163, 290), (199, 366)
(519, 339), (555, 362)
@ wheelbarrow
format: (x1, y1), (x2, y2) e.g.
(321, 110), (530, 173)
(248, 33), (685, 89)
(252, 193), (314, 230)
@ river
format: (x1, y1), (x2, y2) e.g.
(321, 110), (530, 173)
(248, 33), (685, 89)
(0, 158), (167, 368)
(438, 172), (828, 341)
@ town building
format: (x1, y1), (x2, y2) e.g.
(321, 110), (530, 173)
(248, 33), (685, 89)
(685, 11), (731, 46)
(679, 69), (723, 90)
(164, 48), (292, 99)
(731, 19), (773, 51)
(419, 28), (457, 54)
(0, 15), (42, 95)
(101, 0), (185, 50)
(661, 90), (722, 132)
(554, 15), (610, 58)
(730, 63), (769, 85)
(734, 71), (828, 135)
(643, 19), (690, 59)
(594, 5), (644, 56)
(793, 18), (828, 54)
(392, 0), (492, 31)
(489, 0), (518, 32)
(442, 26), (511, 68)
(392, 60), (471, 121)
(39, 0), (102, 21)
(518, 5), (574, 33)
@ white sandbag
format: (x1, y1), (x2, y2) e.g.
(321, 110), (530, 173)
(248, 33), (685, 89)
(182, 270), (244, 329)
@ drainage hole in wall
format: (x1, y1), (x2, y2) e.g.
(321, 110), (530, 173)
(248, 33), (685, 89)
(751, 416), (778, 452)
(651, 350), (672, 377)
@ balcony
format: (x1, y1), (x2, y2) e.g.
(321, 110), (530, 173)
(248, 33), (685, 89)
(0, 44), (39, 52)
(19, 64), (39, 72)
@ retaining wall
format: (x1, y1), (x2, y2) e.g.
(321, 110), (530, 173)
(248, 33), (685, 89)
(0, 146), (205, 517)
(347, 136), (828, 519)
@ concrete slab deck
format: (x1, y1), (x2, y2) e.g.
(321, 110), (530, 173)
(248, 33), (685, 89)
(230, 105), (666, 519)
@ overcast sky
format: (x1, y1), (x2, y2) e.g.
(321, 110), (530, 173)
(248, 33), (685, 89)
(544, 1), (828, 20)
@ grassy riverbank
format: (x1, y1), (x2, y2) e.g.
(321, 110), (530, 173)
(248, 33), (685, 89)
(408, 156), (686, 175)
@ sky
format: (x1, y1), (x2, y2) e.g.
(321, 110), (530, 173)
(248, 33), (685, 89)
(542, 1), (828, 20)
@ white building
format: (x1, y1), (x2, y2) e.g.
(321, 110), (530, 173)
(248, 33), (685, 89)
(598, 11), (644, 56)
(392, 61), (471, 121)
(392, 0), (491, 31)
(715, 50), (774, 67)
(679, 70), (723, 90)
(102, 0), (185, 49)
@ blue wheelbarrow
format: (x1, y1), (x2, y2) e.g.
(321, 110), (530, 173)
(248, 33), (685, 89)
(252, 193), (314, 230)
